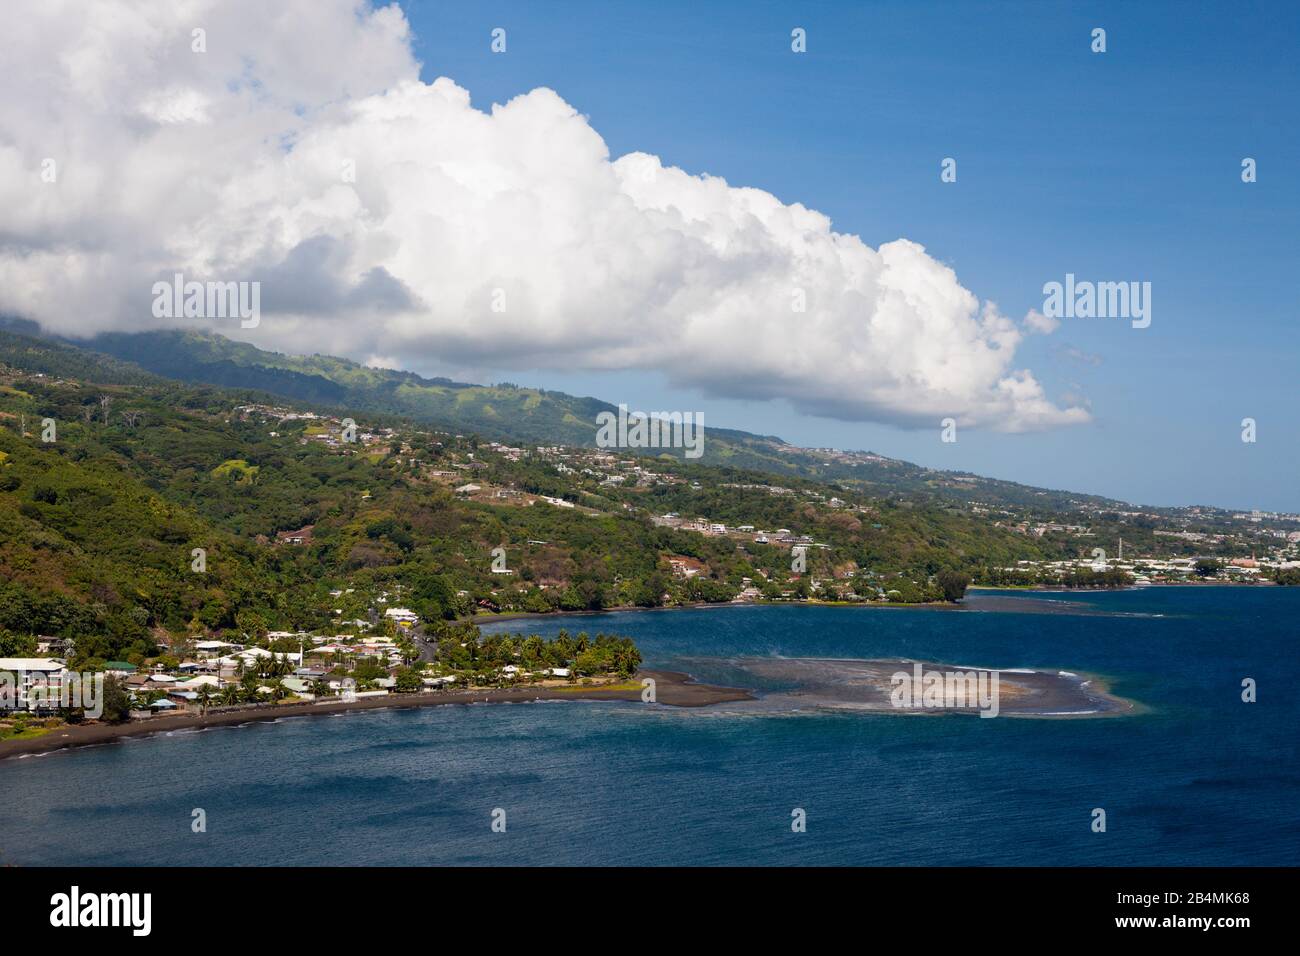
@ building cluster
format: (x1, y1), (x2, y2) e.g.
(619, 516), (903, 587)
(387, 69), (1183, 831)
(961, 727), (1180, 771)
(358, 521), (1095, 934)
(533, 445), (683, 489)
(1, 605), (602, 722)
(0, 616), (425, 716)
(651, 513), (825, 551)
(232, 404), (398, 451)
(1007, 552), (1300, 584)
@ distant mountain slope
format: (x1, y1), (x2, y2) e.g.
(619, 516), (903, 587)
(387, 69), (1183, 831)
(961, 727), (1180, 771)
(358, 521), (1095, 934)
(0, 327), (162, 387)
(57, 327), (1129, 511)
(90, 329), (621, 446)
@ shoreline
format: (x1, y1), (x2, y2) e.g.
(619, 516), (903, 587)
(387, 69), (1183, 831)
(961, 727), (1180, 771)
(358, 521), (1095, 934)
(969, 581), (1274, 592)
(473, 581), (1283, 626)
(0, 649), (1147, 764)
(0, 670), (754, 763)
(470, 598), (964, 626)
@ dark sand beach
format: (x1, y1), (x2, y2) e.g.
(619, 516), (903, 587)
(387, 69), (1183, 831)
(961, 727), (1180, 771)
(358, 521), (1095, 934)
(0, 670), (753, 762)
(0, 654), (1140, 764)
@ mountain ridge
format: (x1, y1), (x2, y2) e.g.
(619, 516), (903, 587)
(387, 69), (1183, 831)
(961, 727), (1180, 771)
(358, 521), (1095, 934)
(0, 319), (1220, 514)
(77, 327), (1144, 511)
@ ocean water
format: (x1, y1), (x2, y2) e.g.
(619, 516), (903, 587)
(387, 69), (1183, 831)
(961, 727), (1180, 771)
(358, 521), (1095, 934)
(2, 587), (1297, 866)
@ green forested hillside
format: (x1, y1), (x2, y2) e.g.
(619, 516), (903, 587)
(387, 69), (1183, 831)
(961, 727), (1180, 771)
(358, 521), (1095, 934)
(1, 328), (1279, 669)
(81, 328), (1133, 510)
(0, 332), (1064, 666)
(0, 421), (265, 662)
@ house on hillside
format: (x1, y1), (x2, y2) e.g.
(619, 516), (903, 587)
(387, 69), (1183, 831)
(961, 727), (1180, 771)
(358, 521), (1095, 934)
(666, 556), (705, 579)
(384, 607), (419, 627)
(276, 525), (314, 546)
(35, 637), (73, 656)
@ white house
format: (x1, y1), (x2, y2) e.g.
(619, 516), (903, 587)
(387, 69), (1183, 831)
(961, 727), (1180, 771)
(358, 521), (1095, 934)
(0, 658), (68, 712)
(194, 640), (239, 659)
(384, 607), (419, 625)
(174, 675), (222, 690)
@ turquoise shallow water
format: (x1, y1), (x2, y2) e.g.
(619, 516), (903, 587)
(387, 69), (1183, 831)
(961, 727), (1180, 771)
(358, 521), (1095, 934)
(1, 587), (1297, 865)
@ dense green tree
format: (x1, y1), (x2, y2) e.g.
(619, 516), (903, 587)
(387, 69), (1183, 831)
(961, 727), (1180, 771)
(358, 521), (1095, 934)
(0, 628), (37, 657)
(393, 667), (422, 693)
(99, 676), (132, 724)
(936, 570), (972, 602)
(1195, 558), (1221, 578)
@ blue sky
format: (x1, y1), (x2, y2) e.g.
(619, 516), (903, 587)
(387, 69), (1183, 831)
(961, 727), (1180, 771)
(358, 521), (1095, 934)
(398, 0), (1298, 510)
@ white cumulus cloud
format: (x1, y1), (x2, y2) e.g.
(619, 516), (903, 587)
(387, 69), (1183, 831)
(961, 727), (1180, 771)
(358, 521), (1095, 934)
(0, 0), (1088, 432)
(1023, 308), (1061, 336)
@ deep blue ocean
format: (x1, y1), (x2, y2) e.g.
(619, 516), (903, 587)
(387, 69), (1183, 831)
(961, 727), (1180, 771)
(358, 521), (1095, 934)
(2, 587), (1297, 866)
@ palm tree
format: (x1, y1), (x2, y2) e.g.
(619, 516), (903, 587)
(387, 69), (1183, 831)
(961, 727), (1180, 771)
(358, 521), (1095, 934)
(196, 684), (211, 718)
